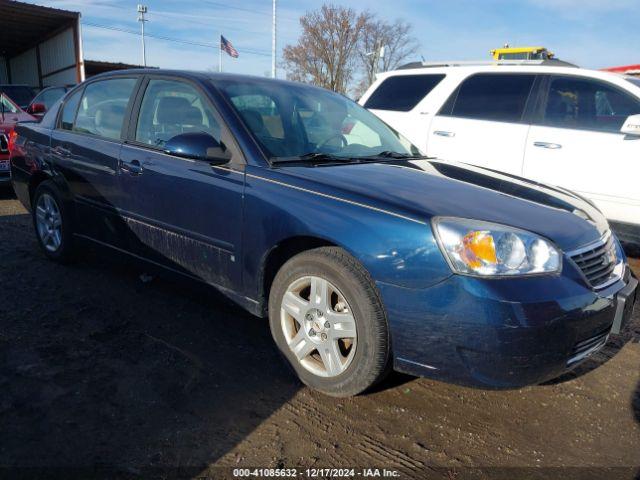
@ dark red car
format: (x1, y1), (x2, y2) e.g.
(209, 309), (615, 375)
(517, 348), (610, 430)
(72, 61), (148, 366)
(1, 94), (35, 186)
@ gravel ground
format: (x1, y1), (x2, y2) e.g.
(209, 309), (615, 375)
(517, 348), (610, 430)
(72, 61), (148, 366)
(0, 188), (638, 480)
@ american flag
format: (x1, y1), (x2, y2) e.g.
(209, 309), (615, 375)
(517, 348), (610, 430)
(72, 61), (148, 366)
(220, 35), (239, 58)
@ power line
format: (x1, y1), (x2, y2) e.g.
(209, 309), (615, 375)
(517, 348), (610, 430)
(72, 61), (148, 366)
(147, 10), (271, 36)
(200, 0), (270, 16)
(199, 0), (297, 22)
(82, 21), (272, 57)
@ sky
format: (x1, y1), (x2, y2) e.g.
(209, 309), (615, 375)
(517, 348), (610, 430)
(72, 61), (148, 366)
(26, 0), (640, 78)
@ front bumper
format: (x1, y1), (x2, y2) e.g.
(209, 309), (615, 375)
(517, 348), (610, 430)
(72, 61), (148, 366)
(378, 262), (637, 389)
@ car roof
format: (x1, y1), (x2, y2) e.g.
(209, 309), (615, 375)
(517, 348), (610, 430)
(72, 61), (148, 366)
(375, 63), (632, 84)
(86, 68), (326, 91)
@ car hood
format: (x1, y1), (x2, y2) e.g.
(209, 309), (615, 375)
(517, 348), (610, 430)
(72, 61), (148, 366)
(277, 159), (608, 251)
(0, 111), (35, 130)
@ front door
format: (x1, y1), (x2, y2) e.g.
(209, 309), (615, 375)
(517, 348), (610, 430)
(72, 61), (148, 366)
(118, 77), (245, 290)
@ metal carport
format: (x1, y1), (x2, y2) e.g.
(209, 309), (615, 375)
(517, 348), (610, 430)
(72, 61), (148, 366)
(0, 0), (84, 88)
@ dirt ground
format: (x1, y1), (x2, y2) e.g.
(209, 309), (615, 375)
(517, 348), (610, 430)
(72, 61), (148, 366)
(0, 188), (638, 480)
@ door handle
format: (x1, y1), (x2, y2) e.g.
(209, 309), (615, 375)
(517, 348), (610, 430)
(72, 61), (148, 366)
(120, 159), (143, 176)
(533, 141), (562, 149)
(52, 144), (71, 156)
(434, 131), (455, 137)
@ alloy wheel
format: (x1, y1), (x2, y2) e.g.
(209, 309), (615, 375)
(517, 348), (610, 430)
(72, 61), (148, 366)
(35, 193), (63, 252)
(280, 275), (357, 377)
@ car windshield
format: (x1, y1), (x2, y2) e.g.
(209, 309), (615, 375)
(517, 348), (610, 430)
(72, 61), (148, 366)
(0, 94), (20, 114)
(0, 86), (36, 107)
(215, 78), (419, 161)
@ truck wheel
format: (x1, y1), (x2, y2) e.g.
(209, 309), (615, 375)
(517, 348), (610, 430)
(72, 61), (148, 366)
(269, 247), (391, 397)
(32, 181), (75, 263)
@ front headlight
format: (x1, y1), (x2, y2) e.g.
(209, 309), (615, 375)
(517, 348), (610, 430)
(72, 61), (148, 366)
(433, 217), (561, 276)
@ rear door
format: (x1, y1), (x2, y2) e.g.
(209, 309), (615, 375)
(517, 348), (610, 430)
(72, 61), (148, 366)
(427, 73), (538, 175)
(50, 77), (140, 246)
(118, 76), (245, 290)
(523, 75), (640, 225)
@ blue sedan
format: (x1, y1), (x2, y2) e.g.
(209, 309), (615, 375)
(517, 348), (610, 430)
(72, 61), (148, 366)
(10, 70), (638, 396)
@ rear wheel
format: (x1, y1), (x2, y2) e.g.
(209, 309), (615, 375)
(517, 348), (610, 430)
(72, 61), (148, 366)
(269, 247), (391, 397)
(32, 181), (75, 263)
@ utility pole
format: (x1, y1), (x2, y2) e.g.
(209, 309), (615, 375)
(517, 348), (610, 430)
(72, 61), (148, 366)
(271, 0), (277, 78)
(137, 4), (148, 67)
(378, 45), (385, 73)
(366, 43), (385, 85)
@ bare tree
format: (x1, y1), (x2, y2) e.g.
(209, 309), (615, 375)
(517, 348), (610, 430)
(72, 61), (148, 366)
(358, 18), (420, 92)
(283, 5), (370, 94)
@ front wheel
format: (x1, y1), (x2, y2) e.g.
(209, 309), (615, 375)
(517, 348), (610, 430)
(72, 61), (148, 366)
(269, 247), (391, 397)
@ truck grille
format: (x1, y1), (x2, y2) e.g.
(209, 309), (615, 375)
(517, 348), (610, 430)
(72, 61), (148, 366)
(0, 134), (8, 153)
(568, 232), (619, 289)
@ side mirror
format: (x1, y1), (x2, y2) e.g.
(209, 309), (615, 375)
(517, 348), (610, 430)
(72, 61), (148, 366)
(27, 102), (46, 115)
(620, 114), (640, 136)
(164, 132), (232, 164)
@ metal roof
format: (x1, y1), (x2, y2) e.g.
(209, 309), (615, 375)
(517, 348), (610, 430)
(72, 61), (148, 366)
(84, 60), (158, 78)
(0, 0), (79, 57)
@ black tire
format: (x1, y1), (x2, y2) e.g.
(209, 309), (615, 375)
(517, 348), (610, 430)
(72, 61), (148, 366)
(32, 180), (76, 263)
(269, 247), (391, 397)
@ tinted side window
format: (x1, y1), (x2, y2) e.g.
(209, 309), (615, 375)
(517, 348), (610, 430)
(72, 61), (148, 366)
(626, 77), (640, 89)
(38, 88), (66, 109)
(60, 89), (82, 131)
(544, 76), (640, 133)
(74, 78), (137, 140)
(442, 74), (535, 122)
(364, 74), (445, 111)
(135, 79), (221, 147)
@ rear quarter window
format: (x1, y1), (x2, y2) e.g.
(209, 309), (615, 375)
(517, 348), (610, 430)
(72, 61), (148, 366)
(364, 74), (445, 112)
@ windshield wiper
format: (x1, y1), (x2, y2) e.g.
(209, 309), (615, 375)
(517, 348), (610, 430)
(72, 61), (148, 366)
(270, 151), (428, 165)
(270, 152), (361, 165)
(366, 151), (427, 159)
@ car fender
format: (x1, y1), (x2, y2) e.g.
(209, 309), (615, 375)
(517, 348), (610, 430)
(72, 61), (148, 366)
(242, 166), (453, 301)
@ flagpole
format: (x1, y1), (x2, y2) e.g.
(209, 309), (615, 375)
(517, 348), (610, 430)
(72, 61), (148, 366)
(219, 34), (222, 73)
(271, 0), (276, 78)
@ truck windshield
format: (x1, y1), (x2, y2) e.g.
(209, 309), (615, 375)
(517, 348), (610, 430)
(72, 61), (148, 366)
(0, 86), (35, 107)
(215, 78), (418, 161)
(0, 94), (20, 114)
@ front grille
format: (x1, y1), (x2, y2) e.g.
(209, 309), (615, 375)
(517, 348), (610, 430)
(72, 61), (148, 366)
(567, 327), (610, 365)
(569, 232), (619, 289)
(0, 134), (7, 153)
